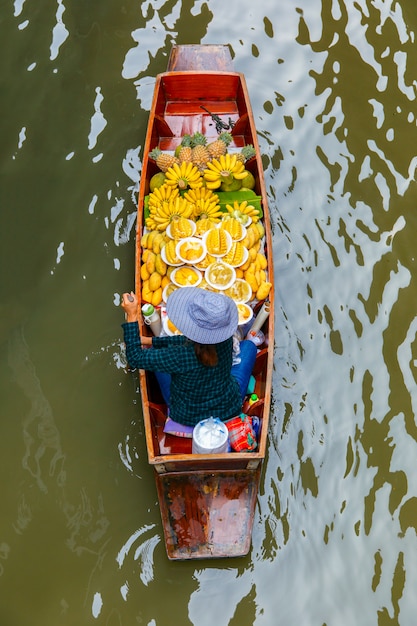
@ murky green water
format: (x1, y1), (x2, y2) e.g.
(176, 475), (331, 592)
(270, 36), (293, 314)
(2, 0), (417, 624)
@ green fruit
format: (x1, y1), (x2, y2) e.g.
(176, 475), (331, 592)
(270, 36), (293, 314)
(149, 172), (166, 191)
(240, 171), (255, 190)
(220, 177), (242, 192)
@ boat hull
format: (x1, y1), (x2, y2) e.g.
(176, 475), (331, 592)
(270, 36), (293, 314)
(133, 45), (274, 559)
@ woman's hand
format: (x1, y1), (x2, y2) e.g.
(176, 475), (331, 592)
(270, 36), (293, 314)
(121, 292), (139, 323)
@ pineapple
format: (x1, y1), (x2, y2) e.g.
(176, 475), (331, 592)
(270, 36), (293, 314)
(176, 134), (193, 163)
(191, 132), (210, 171)
(149, 147), (179, 173)
(207, 131), (232, 159)
(235, 144), (256, 163)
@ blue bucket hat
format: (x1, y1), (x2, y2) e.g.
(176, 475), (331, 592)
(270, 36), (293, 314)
(166, 287), (238, 344)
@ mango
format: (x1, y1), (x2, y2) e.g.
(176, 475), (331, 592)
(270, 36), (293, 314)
(256, 281), (272, 301)
(146, 251), (156, 275)
(140, 263), (150, 281)
(151, 287), (162, 307)
(149, 271), (162, 292)
(155, 252), (167, 276)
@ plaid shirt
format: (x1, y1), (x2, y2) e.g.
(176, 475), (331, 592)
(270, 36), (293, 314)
(122, 322), (242, 426)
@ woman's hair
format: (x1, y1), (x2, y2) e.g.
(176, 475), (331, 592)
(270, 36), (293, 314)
(193, 342), (218, 367)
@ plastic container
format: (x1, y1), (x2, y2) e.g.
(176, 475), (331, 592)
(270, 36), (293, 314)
(175, 237), (207, 265)
(246, 329), (265, 347)
(242, 393), (259, 414)
(170, 266), (203, 288)
(205, 261), (236, 290)
(237, 303), (254, 326)
(141, 303), (162, 336)
(192, 417), (229, 454)
(250, 300), (270, 333)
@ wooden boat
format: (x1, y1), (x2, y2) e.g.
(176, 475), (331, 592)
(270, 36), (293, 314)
(134, 44), (274, 560)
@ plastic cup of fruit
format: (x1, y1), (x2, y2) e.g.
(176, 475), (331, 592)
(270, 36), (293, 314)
(222, 243), (249, 268)
(166, 219), (196, 239)
(175, 237), (207, 265)
(162, 315), (183, 336)
(205, 261), (236, 291)
(219, 218), (247, 242)
(224, 278), (252, 303)
(161, 244), (183, 267)
(203, 228), (232, 258)
(171, 266), (203, 288)
(237, 303), (254, 326)
(162, 282), (179, 303)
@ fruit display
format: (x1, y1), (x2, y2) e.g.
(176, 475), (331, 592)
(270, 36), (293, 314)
(203, 227), (232, 257)
(176, 237), (206, 264)
(205, 261), (236, 290)
(237, 303), (254, 325)
(161, 239), (183, 266)
(224, 279), (252, 303)
(171, 266), (202, 287)
(140, 134), (271, 310)
(168, 217), (196, 239)
(219, 217), (245, 241)
(222, 241), (247, 267)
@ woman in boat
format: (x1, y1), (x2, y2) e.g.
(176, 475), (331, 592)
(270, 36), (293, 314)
(121, 287), (257, 427)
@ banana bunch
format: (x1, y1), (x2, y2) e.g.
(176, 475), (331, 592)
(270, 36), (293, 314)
(146, 195), (194, 231)
(222, 241), (246, 266)
(145, 184), (179, 231)
(148, 183), (179, 209)
(219, 216), (244, 241)
(205, 227), (230, 256)
(183, 187), (222, 222)
(225, 199), (261, 224)
(203, 154), (247, 190)
(164, 161), (203, 191)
